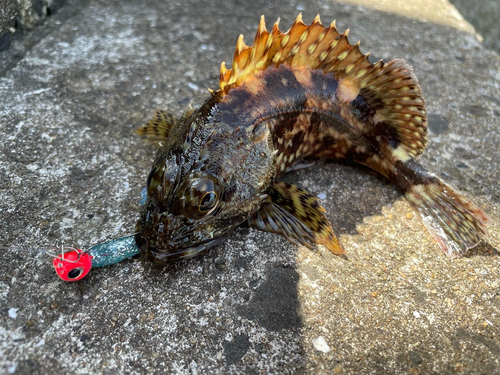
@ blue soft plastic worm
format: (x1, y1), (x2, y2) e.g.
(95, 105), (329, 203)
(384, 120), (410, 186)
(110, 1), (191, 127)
(87, 235), (140, 268)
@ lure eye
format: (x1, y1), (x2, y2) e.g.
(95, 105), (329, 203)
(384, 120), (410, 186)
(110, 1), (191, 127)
(184, 177), (221, 219)
(67, 267), (83, 280)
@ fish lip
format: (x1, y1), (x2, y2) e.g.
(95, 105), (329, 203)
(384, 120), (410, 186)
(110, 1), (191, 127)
(135, 216), (224, 264)
(143, 237), (223, 264)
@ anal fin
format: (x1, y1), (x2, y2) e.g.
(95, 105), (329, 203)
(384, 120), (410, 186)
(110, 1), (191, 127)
(248, 181), (345, 257)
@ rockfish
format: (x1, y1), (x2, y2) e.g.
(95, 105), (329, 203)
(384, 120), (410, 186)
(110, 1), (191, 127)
(135, 14), (488, 263)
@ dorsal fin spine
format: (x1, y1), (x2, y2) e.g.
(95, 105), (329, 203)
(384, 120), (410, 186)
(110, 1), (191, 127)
(257, 15), (267, 35)
(295, 13), (304, 25)
(215, 15), (428, 157)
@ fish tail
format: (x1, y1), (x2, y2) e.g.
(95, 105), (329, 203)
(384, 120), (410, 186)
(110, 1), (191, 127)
(396, 161), (488, 257)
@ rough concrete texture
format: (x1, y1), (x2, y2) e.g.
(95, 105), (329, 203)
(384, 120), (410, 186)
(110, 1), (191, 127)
(449, 0), (500, 53)
(1, 0), (499, 373)
(0, 0), (67, 51)
(0, 0), (18, 30)
(339, 0), (476, 35)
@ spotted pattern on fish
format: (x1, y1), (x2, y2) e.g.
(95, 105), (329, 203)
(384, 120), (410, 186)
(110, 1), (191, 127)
(249, 181), (344, 256)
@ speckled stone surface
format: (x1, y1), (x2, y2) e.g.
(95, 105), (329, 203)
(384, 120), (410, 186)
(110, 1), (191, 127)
(0, 0), (68, 51)
(450, 0), (500, 53)
(1, 0), (499, 373)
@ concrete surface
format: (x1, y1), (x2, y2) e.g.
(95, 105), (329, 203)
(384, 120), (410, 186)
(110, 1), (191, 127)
(339, 0), (476, 35)
(449, 0), (500, 54)
(0, 0), (67, 51)
(1, 0), (499, 373)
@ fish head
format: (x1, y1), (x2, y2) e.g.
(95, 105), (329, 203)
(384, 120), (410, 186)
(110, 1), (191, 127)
(135, 105), (276, 263)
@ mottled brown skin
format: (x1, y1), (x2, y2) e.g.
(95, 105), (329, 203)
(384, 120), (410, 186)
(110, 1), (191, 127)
(222, 65), (410, 185)
(136, 64), (420, 262)
(135, 93), (277, 262)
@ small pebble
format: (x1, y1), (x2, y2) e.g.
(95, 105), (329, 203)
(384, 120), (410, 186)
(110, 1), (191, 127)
(313, 336), (331, 353)
(8, 308), (18, 320)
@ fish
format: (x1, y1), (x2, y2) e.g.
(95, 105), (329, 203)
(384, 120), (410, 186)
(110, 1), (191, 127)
(134, 14), (488, 264)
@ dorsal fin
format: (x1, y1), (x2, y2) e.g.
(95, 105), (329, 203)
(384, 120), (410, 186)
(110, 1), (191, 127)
(213, 14), (428, 158)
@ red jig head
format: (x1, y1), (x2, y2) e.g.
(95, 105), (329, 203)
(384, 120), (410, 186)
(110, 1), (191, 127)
(52, 248), (92, 282)
(49, 235), (139, 281)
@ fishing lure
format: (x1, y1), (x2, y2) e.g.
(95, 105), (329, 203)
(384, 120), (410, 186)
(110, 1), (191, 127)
(132, 14), (488, 263)
(51, 235), (139, 281)
(50, 189), (149, 281)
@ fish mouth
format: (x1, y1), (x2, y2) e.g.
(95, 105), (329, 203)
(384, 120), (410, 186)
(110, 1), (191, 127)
(137, 235), (223, 264)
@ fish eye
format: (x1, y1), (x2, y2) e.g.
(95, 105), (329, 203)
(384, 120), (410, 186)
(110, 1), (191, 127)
(146, 164), (165, 197)
(199, 191), (218, 212)
(146, 160), (177, 200)
(184, 177), (221, 219)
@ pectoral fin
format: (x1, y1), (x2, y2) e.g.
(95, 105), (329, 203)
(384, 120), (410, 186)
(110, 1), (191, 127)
(249, 181), (345, 257)
(135, 109), (178, 142)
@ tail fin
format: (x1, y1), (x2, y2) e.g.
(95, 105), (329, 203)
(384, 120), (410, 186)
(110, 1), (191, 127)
(405, 181), (488, 257)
